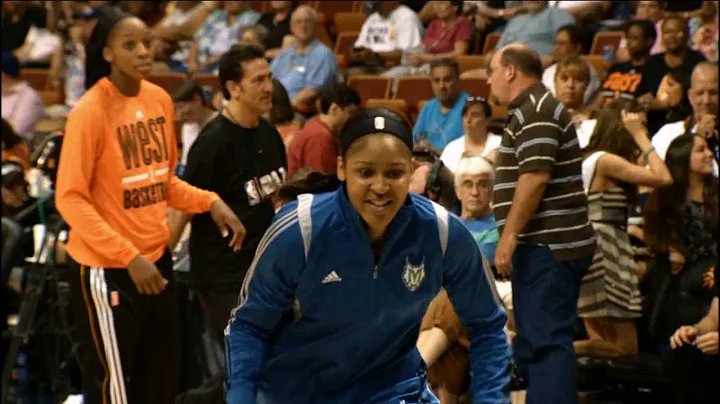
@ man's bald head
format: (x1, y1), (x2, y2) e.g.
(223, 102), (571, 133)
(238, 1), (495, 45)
(692, 62), (718, 86)
(292, 4), (317, 23)
(689, 61), (718, 120)
(497, 44), (543, 80)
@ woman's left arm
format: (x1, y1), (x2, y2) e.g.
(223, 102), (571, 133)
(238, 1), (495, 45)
(443, 215), (511, 403)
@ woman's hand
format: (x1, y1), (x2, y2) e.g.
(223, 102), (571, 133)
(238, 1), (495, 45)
(621, 109), (648, 139)
(670, 325), (697, 349)
(695, 331), (719, 355)
(127, 255), (168, 295)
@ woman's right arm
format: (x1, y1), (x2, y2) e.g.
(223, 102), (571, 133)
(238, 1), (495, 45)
(55, 107), (141, 267)
(225, 206), (305, 403)
(597, 111), (673, 188)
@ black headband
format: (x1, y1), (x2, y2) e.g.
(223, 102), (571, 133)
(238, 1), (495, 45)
(85, 9), (133, 90)
(339, 109), (413, 154)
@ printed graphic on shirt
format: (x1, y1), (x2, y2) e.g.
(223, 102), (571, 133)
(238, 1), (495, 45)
(244, 167), (287, 206)
(365, 22), (397, 52)
(599, 70), (644, 103)
(402, 256), (426, 292)
(116, 115), (172, 210)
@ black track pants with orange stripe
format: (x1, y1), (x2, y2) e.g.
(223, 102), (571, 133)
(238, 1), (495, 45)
(66, 251), (180, 404)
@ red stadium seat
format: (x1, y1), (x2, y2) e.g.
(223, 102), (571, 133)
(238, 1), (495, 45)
(347, 75), (392, 105)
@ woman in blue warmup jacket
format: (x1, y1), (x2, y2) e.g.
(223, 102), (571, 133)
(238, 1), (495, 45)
(225, 108), (511, 404)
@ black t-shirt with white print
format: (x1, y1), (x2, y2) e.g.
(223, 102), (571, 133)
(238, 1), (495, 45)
(183, 114), (287, 290)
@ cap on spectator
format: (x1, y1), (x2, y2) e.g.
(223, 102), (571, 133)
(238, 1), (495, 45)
(1, 52), (20, 78)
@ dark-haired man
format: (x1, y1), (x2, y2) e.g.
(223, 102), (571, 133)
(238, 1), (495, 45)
(169, 45), (287, 345)
(488, 43), (595, 404)
(287, 82), (360, 176)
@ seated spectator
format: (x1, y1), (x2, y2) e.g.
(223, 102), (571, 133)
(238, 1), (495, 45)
(643, 16), (707, 121)
(151, 1), (214, 73)
(347, 0), (424, 76)
(670, 297), (718, 354)
(468, 1), (526, 36)
(1, 119), (30, 170)
(594, 20), (666, 133)
(189, 1), (260, 73)
(257, 1), (298, 59)
(266, 78), (304, 148)
(615, 1), (666, 63)
(492, 1), (574, 59)
(287, 83), (360, 176)
(382, 1), (472, 79)
(549, 1), (610, 51)
(653, 62), (718, 177)
(552, 56), (594, 147)
(440, 96), (501, 171)
(542, 24), (600, 107)
(575, 100), (672, 358)
(643, 133), (718, 404)
(461, 0), (576, 77)
(1, 52), (45, 142)
(689, 1), (718, 63)
(171, 81), (217, 177)
(239, 24), (269, 50)
(414, 58), (468, 152)
(270, 5), (337, 108)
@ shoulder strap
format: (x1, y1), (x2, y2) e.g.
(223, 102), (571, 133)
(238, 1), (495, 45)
(581, 151), (606, 191)
(431, 201), (449, 259)
(296, 193), (314, 261)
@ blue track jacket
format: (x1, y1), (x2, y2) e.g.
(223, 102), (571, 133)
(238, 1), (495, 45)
(225, 185), (511, 403)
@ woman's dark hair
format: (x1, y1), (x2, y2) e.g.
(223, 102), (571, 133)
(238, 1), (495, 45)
(171, 80), (207, 105)
(277, 169), (340, 202)
(557, 24), (585, 47)
(643, 134), (719, 252)
(270, 79), (296, 125)
(585, 99), (644, 203)
(1, 119), (23, 151)
(319, 83), (361, 115)
(84, 9), (134, 90)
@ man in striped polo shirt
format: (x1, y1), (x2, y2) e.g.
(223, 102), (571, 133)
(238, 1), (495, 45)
(487, 44), (596, 404)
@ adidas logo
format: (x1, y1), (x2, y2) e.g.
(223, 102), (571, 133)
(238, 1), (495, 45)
(321, 271), (342, 284)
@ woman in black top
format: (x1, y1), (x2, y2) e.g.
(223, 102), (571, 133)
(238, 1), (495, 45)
(643, 134), (718, 404)
(257, 1), (298, 59)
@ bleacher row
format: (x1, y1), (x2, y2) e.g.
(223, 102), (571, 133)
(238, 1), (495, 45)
(23, 0), (627, 127)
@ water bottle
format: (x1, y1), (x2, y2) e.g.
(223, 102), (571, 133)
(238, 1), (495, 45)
(602, 45), (615, 64)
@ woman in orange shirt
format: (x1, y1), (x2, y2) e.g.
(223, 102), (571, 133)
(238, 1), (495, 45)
(55, 9), (245, 404)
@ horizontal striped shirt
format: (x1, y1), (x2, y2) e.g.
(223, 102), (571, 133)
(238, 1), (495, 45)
(492, 83), (596, 261)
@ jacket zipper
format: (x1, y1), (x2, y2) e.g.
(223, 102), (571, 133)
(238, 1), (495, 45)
(373, 264), (378, 279)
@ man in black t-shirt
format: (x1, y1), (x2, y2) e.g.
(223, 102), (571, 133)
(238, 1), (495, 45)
(169, 45), (287, 345)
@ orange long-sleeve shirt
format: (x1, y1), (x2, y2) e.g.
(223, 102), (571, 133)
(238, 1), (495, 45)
(56, 78), (220, 268)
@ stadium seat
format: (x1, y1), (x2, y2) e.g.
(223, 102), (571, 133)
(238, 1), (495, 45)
(192, 73), (221, 97)
(456, 55), (486, 74)
(313, 1), (361, 24)
(460, 77), (490, 98)
(590, 31), (623, 56)
(483, 32), (501, 54)
(582, 54), (609, 79)
(365, 99), (410, 122)
(147, 73), (187, 93)
(315, 12), (333, 48)
(20, 68), (50, 91)
(334, 32), (360, 68)
(347, 75), (392, 105)
(395, 76), (433, 108)
(334, 12), (366, 33)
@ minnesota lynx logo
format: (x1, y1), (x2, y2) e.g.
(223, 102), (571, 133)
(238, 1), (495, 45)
(402, 257), (426, 292)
